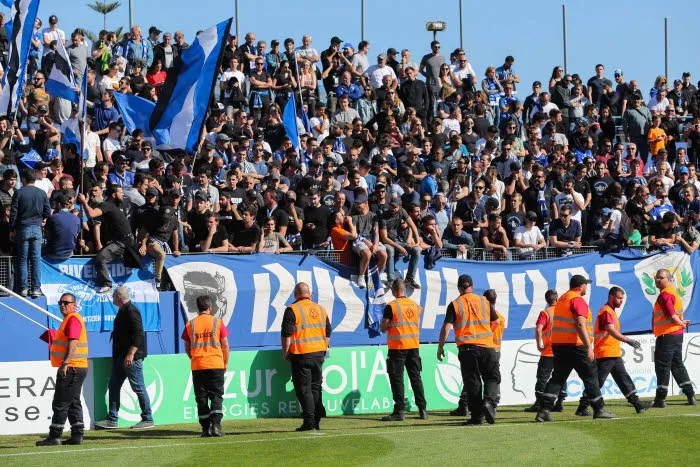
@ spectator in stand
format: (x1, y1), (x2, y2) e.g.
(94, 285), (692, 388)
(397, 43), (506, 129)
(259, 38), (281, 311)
(10, 168), (51, 297)
(513, 211), (546, 259)
(549, 205), (583, 252)
(648, 211), (677, 250)
(351, 193), (388, 288)
(330, 210), (357, 251)
(586, 64), (612, 108)
(481, 213), (510, 260)
(442, 216), (474, 258)
(229, 207), (260, 253)
(675, 211), (700, 254)
(44, 193), (81, 260)
(379, 198), (421, 289)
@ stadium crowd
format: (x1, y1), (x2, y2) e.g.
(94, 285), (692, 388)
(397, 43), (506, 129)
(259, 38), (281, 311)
(4, 15), (700, 296)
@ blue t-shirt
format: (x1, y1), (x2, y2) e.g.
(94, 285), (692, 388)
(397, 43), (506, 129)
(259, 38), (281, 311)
(44, 211), (81, 259)
(108, 169), (135, 187)
(92, 103), (120, 133)
(420, 175), (438, 196)
(30, 31), (42, 57)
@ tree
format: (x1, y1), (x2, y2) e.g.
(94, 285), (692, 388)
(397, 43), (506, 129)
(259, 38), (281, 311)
(87, 1), (122, 31)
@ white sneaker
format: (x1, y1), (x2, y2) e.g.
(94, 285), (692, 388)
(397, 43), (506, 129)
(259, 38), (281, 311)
(357, 276), (367, 289)
(97, 286), (111, 294)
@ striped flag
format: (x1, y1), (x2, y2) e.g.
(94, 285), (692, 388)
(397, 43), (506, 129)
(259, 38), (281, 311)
(45, 39), (78, 103)
(149, 18), (231, 151)
(0, 0), (40, 116)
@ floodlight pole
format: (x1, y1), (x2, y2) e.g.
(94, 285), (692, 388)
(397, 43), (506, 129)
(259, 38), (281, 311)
(562, 4), (568, 74)
(664, 17), (669, 79)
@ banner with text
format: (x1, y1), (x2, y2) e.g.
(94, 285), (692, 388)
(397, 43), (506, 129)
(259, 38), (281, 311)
(90, 335), (700, 426)
(41, 257), (161, 332)
(164, 251), (699, 348)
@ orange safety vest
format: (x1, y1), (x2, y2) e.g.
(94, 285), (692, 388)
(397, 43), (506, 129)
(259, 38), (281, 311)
(387, 297), (422, 350)
(540, 306), (555, 357)
(551, 290), (592, 345)
(653, 285), (684, 337)
(186, 314), (225, 370)
(451, 293), (494, 348)
(50, 312), (88, 368)
(594, 304), (621, 359)
(289, 299), (329, 355)
(491, 311), (505, 352)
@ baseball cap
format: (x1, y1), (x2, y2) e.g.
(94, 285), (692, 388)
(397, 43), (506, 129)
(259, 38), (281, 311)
(37, 104), (48, 113)
(601, 207), (612, 217)
(375, 182), (386, 192)
(285, 190), (297, 201)
(194, 191), (209, 201)
(216, 133), (231, 141)
(389, 197), (401, 207)
(330, 36), (342, 45)
(342, 42), (354, 50)
(203, 141), (215, 150)
(355, 194), (369, 204)
(525, 211), (539, 222)
(113, 153), (129, 163)
(679, 166), (689, 175)
(431, 161), (445, 171)
(141, 140), (153, 149)
(614, 68), (623, 76)
(377, 53), (387, 60)
(146, 187), (158, 197)
(569, 275), (592, 288)
(149, 26), (162, 35)
(387, 47), (398, 55)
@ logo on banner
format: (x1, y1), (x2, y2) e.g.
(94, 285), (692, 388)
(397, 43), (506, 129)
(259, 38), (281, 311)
(634, 252), (693, 309)
(58, 281), (112, 313)
(110, 363), (164, 422)
(166, 262), (237, 324)
(511, 343), (540, 399)
(434, 350), (463, 404)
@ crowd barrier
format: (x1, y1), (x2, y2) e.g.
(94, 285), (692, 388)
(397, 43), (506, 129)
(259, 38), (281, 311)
(3, 334), (699, 435)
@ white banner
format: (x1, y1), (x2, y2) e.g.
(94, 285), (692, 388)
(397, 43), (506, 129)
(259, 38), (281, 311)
(500, 332), (700, 406)
(0, 360), (93, 435)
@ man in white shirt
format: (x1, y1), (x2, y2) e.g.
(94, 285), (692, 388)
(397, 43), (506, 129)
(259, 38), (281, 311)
(309, 103), (329, 141)
(554, 179), (585, 222)
(513, 211), (546, 258)
(350, 40), (370, 84)
(33, 162), (54, 196)
(451, 54), (477, 92)
(364, 53), (397, 90)
(294, 35), (319, 67)
(102, 122), (123, 164)
(530, 92), (559, 120)
(42, 15), (65, 57)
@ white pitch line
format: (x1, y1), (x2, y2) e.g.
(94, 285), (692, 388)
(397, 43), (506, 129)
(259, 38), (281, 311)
(1, 413), (695, 459)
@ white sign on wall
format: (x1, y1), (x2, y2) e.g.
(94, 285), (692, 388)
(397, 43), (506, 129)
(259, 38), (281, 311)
(0, 360), (93, 435)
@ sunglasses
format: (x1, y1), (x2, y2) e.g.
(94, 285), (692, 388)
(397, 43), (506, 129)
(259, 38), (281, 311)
(58, 300), (75, 305)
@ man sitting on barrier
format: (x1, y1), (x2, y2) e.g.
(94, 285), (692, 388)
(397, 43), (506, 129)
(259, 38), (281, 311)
(548, 205), (582, 255)
(351, 192), (388, 288)
(379, 197), (421, 289)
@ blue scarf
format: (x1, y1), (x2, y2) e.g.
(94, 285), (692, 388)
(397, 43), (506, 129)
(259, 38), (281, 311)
(333, 137), (346, 154)
(537, 185), (549, 218)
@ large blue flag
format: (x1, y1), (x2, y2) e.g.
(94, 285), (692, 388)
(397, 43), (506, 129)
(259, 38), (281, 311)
(0, 0), (41, 116)
(148, 18), (231, 151)
(19, 148), (41, 168)
(282, 91), (299, 149)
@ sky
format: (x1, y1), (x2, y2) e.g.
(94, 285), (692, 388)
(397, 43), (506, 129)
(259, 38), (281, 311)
(12, 0), (699, 94)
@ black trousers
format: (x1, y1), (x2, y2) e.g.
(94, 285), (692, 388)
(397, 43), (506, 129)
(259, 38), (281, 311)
(458, 344), (500, 418)
(541, 345), (604, 410)
(291, 355), (324, 427)
(655, 334), (694, 398)
(535, 356), (567, 401)
(49, 367), (88, 439)
(192, 369), (225, 430)
(581, 356), (638, 406)
(387, 348), (427, 413)
(95, 240), (127, 287)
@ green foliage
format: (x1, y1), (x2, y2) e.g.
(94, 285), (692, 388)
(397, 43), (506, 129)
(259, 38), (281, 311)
(641, 272), (657, 295)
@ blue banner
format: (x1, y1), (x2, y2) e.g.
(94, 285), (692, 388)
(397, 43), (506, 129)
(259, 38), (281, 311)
(40, 257), (161, 332)
(165, 250), (699, 349)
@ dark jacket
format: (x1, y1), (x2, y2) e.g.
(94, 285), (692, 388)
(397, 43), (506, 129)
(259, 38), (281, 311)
(551, 82), (571, 119)
(112, 301), (147, 360)
(399, 79), (429, 117)
(153, 42), (179, 68)
(9, 184), (51, 230)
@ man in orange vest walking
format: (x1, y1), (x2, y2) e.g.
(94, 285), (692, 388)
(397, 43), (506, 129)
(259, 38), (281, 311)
(438, 274), (500, 425)
(281, 282), (331, 431)
(524, 290), (567, 413)
(36, 293), (89, 446)
(485, 289), (504, 406)
(379, 279), (428, 421)
(651, 269), (696, 407)
(182, 295), (230, 437)
(577, 287), (652, 414)
(535, 275), (616, 422)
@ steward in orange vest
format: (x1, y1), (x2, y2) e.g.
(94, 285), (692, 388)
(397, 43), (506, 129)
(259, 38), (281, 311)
(379, 279), (427, 422)
(524, 290), (568, 413)
(438, 274), (500, 426)
(651, 269), (695, 407)
(535, 275), (616, 422)
(578, 287), (651, 414)
(36, 293), (89, 447)
(281, 282), (331, 432)
(183, 294), (230, 438)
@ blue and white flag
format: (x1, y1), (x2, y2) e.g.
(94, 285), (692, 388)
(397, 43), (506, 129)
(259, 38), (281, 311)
(45, 39), (78, 103)
(40, 257), (161, 332)
(0, 0), (41, 116)
(0, 0), (13, 7)
(113, 91), (155, 138)
(282, 91), (300, 149)
(19, 148), (41, 168)
(365, 262), (389, 337)
(79, 63), (88, 119)
(301, 106), (311, 134)
(149, 18), (231, 151)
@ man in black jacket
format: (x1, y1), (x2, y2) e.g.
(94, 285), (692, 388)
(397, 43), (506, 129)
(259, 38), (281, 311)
(399, 66), (429, 119)
(94, 286), (154, 430)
